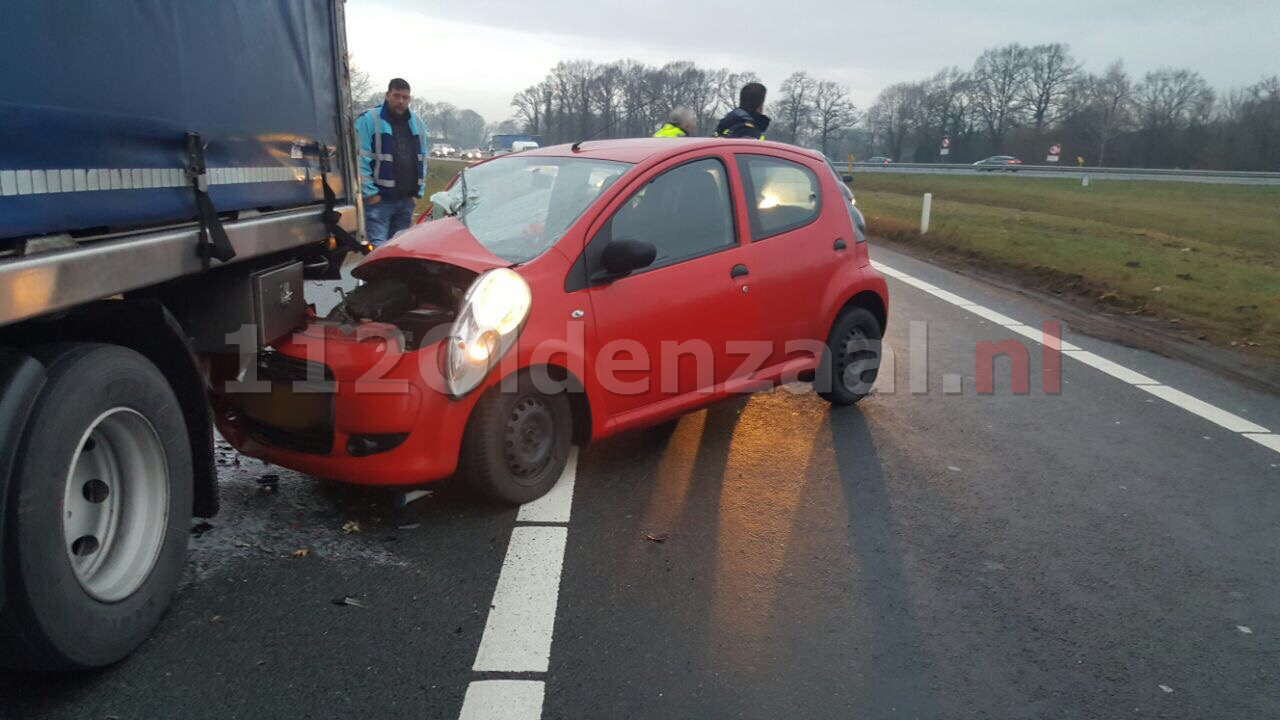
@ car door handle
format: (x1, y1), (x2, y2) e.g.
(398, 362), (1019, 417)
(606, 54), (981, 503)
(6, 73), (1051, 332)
(730, 264), (749, 279)
(833, 238), (847, 251)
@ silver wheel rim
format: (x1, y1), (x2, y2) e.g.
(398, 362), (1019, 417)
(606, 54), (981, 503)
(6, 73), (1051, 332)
(62, 408), (170, 602)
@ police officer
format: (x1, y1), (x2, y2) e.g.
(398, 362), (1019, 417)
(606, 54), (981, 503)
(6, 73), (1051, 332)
(355, 78), (429, 248)
(714, 82), (771, 140)
(653, 107), (697, 137)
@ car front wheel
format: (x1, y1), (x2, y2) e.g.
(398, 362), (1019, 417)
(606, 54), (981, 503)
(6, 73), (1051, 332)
(458, 371), (573, 504)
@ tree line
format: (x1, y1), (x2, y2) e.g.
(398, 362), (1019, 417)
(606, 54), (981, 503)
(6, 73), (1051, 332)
(509, 60), (860, 156)
(864, 44), (1279, 169)
(350, 52), (1278, 170)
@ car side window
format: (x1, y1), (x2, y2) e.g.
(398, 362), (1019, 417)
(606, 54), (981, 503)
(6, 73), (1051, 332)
(589, 158), (736, 276)
(736, 155), (821, 241)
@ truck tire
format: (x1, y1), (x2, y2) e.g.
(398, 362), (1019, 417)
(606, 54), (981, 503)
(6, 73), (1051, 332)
(0, 343), (192, 670)
(458, 371), (572, 505)
(817, 307), (883, 406)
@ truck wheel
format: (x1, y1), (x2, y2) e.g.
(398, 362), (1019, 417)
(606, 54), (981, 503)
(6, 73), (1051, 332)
(0, 344), (192, 670)
(458, 372), (572, 504)
(817, 307), (883, 406)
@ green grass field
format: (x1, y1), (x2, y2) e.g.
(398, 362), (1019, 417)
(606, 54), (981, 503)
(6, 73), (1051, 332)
(852, 173), (1280, 357)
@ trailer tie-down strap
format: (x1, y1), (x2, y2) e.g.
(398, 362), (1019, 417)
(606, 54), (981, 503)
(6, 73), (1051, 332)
(317, 143), (372, 260)
(185, 132), (236, 266)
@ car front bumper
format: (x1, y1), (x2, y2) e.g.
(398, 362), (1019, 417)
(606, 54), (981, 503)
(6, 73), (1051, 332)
(211, 323), (480, 486)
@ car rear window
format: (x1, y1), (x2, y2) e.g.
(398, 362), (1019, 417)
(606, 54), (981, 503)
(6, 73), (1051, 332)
(736, 155), (821, 241)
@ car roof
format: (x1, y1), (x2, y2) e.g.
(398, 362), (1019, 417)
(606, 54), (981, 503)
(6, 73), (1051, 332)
(518, 137), (825, 164)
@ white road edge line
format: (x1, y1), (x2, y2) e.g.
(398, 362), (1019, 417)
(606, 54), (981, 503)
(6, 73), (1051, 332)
(460, 449), (580, 719)
(870, 260), (1278, 456)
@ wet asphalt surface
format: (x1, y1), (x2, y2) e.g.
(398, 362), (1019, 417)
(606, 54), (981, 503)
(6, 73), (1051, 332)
(3, 245), (1279, 719)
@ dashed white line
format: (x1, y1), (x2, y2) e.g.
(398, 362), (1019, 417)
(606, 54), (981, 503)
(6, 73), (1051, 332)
(870, 260), (1278, 456)
(459, 449), (579, 719)
(516, 448), (579, 524)
(472, 525), (569, 673)
(459, 681), (546, 720)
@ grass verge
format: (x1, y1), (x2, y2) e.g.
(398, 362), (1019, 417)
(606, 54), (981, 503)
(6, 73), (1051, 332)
(852, 173), (1280, 360)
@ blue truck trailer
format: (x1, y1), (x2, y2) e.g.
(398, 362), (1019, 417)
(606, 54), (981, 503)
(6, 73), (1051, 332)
(0, 0), (362, 670)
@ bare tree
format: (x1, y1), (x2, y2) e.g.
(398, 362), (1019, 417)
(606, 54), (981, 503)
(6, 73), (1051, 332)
(971, 44), (1030, 151)
(1022, 43), (1079, 131)
(511, 86), (542, 134)
(1069, 61), (1132, 165)
(868, 82), (924, 160)
(347, 56), (375, 113)
(1133, 67), (1214, 165)
(775, 71), (817, 144)
(454, 109), (486, 148)
(812, 81), (859, 157)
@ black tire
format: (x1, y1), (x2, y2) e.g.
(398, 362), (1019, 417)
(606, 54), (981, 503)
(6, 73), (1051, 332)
(458, 371), (573, 504)
(0, 344), (192, 670)
(817, 307), (883, 406)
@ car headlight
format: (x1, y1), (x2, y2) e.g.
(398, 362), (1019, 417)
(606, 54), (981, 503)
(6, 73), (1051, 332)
(445, 268), (532, 396)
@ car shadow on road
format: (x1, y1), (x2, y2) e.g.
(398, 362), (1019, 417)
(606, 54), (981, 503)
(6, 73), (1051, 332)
(828, 405), (941, 717)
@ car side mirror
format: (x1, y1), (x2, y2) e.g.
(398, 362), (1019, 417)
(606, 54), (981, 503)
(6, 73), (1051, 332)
(598, 238), (656, 281)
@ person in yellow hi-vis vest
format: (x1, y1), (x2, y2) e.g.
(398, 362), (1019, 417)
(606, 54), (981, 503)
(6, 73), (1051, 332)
(653, 107), (697, 137)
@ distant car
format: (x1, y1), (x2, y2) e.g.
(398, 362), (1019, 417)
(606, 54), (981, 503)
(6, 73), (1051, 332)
(510, 140), (540, 153)
(973, 155), (1022, 171)
(460, 148), (485, 161)
(213, 138), (889, 504)
(865, 156), (893, 165)
(430, 144), (457, 158)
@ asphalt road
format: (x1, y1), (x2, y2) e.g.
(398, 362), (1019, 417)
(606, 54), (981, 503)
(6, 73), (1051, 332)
(4, 245), (1278, 719)
(848, 165), (1280, 186)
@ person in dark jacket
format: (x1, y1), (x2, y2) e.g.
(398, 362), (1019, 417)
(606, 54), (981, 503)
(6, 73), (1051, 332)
(715, 82), (771, 140)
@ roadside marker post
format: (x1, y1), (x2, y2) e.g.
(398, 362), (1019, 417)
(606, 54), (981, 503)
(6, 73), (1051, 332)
(921, 193), (932, 234)
(1082, 176), (1090, 187)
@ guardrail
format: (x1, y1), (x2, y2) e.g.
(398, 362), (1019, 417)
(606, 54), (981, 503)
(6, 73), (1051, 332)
(830, 161), (1280, 181)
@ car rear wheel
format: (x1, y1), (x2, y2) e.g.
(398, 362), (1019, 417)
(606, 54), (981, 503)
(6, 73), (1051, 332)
(817, 307), (883, 406)
(0, 343), (192, 670)
(458, 371), (572, 504)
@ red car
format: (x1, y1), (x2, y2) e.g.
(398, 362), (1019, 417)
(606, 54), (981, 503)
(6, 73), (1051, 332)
(213, 138), (889, 503)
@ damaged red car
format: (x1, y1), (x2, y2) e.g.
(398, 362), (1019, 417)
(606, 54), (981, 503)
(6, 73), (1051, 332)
(212, 138), (889, 503)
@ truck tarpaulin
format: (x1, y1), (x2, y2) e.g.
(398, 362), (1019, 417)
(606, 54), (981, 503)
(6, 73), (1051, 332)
(0, 0), (350, 242)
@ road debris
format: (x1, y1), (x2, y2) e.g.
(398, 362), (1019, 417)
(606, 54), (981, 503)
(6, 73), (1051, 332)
(331, 595), (367, 608)
(257, 473), (280, 492)
(1159, 685), (1174, 694)
(342, 520), (361, 534)
(210, 615), (223, 624)
(1237, 625), (1253, 634)
(290, 549), (311, 559)
(644, 532), (670, 543)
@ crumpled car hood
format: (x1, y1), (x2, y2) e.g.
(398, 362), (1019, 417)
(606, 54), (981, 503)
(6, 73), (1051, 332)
(361, 217), (509, 274)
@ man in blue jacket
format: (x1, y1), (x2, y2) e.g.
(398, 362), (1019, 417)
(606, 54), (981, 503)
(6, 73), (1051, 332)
(355, 78), (428, 247)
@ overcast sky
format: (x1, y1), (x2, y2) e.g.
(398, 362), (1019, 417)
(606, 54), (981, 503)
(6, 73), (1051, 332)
(347, 0), (1279, 123)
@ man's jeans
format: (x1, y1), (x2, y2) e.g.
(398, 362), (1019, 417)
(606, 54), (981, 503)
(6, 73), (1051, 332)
(365, 196), (417, 248)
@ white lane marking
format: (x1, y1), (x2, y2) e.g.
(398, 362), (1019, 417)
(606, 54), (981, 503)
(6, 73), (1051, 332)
(1137, 385), (1270, 434)
(965, 304), (1020, 326)
(874, 260), (1278, 456)
(459, 680), (545, 720)
(473, 525), (568, 673)
(517, 447), (579, 523)
(1006, 324), (1081, 352)
(1062, 350), (1161, 386)
(461, 450), (579, 719)
(1245, 434), (1280, 453)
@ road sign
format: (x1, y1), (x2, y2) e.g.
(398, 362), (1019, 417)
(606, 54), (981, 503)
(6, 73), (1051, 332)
(940, 135), (951, 157)
(1047, 143), (1062, 162)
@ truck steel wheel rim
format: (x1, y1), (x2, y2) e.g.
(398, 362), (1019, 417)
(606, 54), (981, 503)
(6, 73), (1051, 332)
(504, 396), (555, 484)
(62, 408), (170, 602)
